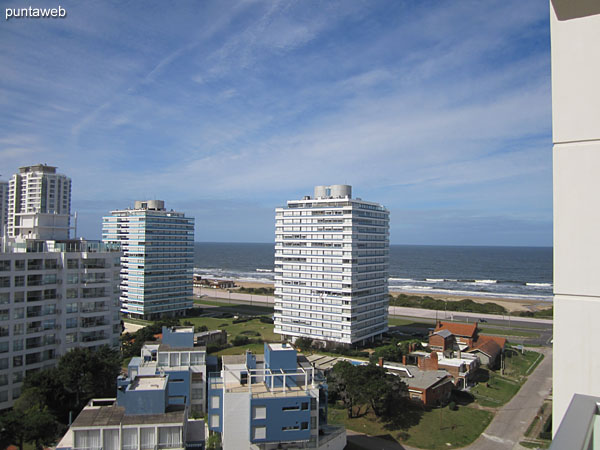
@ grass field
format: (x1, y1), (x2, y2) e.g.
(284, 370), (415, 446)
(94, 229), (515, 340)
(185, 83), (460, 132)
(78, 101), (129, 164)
(478, 327), (540, 338)
(179, 316), (277, 346)
(328, 404), (493, 449)
(471, 371), (522, 407)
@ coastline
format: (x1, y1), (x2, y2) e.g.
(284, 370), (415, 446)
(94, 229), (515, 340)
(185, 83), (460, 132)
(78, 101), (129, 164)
(231, 281), (551, 313)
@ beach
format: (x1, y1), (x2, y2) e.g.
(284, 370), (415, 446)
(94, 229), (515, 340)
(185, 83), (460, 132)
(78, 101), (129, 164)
(231, 281), (551, 313)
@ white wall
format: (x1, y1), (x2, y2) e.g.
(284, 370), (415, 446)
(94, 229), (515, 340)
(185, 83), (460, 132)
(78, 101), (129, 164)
(550, 0), (600, 434)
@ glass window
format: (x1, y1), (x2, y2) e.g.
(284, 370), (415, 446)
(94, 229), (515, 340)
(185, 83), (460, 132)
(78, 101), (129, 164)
(13, 291), (24, 303)
(14, 260), (24, 271)
(211, 395), (220, 409)
(14, 276), (24, 287)
(0, 342), (8, 353)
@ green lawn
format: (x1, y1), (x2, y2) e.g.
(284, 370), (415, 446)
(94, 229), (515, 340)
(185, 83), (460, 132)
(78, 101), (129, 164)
(471, 371), (521, 407)
(179, 316), (278, 343)
(328, 404), (493, 450)
(478, 327), (540, 339)
(504, 348), (544, 378)
(388, 317), (434, 327)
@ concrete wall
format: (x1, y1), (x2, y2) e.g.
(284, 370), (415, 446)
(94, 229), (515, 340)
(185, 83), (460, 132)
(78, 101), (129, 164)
(250, 396), (312, 444)
(222, 391), (250, 450)
(550, 0), (600, 434)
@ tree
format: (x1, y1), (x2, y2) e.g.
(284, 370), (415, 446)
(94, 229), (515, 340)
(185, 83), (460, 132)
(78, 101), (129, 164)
(294, 337), (313, 352)
(328, 362), (409, 419)
(0, 388), (59, 450)
(58, 346), (121, 412)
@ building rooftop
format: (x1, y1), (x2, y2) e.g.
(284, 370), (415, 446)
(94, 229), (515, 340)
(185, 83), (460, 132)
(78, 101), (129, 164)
(433, 329), (453, 339)
(129, 375), (167, 391)
(70, 399), (185, 427)
(435, 321), (478, 338)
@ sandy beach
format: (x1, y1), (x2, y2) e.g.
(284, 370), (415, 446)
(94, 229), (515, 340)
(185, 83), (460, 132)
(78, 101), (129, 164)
(232, 281), (551, 313)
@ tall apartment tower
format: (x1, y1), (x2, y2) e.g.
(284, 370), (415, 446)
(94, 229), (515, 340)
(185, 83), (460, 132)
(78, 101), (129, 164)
(0, 180), (7, 235)
(0, 165), (121, 411)
(549, 0), (600, 442)
(7, 164), (72, 239)
(274, 185), (390, 347)
(102, 200), (194, 320)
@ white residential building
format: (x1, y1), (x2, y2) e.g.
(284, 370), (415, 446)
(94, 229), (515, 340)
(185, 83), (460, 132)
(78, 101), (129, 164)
(102, 200), (194, 320)
(274, 185), (389, 346)
(7, 164), (72, 239)
(549, 0), (600, 440)
(0, 237), (122, 410)
(0, 180), (7, 235)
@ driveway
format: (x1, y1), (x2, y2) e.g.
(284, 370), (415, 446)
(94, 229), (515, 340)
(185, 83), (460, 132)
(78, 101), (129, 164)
(466, 347), (553, 450)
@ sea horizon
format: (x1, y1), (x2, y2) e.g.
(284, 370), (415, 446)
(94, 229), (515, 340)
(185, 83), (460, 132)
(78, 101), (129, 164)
(193, 242), (553, 302)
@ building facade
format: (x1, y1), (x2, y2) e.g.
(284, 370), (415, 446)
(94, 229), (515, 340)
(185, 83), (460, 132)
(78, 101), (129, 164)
(129, 326), (210, 415)
(55, 376), (204, 450)
(274, 185), (389, 346)
(0, 238), (122, 410)
(0, 180), (7, 235)
(7, 164), (72, 239)
(550, 0), (600, 437)
(207, 343), (346, 450)
(102, 200), (194, 320)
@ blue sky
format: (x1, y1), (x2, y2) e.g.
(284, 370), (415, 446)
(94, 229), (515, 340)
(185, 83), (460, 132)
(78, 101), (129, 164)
(1, 0), (552, 246)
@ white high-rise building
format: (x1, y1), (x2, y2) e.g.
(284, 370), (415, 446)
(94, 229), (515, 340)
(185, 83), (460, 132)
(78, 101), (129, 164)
(549, 0), (600, 441)
(274, 185), (390, 346)
(0, 180), (7, 235)
(0, 165), (121, 411)
(7, 164), (72, 239)
(102, 200), (194, 320)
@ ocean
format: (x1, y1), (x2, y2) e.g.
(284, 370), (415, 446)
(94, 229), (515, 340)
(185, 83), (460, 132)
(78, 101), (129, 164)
(194, 243), (553, 302)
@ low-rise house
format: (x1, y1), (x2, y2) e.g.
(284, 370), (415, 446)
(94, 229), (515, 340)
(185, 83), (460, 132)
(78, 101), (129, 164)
(379, 360), (454, 407)
(195, 329), (227, 347)
(55, 374), (204, 450)
(469, 335), (506, 369)
(434, 321), (478, 348)
(208, 343), (346, 450)
(411, 350), (479, 389)
(129, 326), (214, 414)
(429, 329), (456, 352)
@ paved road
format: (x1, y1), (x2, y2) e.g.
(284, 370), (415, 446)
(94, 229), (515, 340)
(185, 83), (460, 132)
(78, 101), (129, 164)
(195, 288), (552, 327)
(466, 347), (553, 450)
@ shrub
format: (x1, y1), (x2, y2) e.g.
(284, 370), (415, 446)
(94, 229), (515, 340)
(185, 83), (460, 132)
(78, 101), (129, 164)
(449, 401), (458, 411)
(232, 335), (250, 346)
(259, 316), (274, 324)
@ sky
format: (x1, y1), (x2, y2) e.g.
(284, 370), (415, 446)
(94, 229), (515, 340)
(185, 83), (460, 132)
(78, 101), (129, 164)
(1, 0), (552, 246)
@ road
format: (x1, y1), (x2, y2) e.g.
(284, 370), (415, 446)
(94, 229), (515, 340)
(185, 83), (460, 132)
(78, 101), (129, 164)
(466, 347), (553, 450)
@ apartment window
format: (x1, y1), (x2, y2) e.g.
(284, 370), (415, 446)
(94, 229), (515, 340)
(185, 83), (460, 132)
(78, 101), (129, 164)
(0, 326), (8, 337)
(0, 277), (9, 288)
(0, 293), (8, 305)
(13, 323), (23, 335)
(0, 374), (7, 386)
(0, 261), (10, 271)
(301, 421), (308, 430)
(13, 291), (23, 303)
(14, 260), (24, 271)
(210, 414), (220, 428)
(0, 342), (8, 354)
(14, 276), (24, 287)
(191, 388), (203, 400)
(12, 387), (21, 400)
(282, 425), (300, 431)
(12, 372), (23, 383)
(66, 259), (79, 269)
(0, 391), (7, 403)
(253, 426), (266, 440)
(66, 318), (77, 329)
(282, 405), (300, 411)
(253, 405), (267, 419)
(66, 289), (78, 299)
(0, 358), (8, 370)
(210, 395), (220, 409)
(13, 339), (23, 352)
(66, 302), (78, 313)
(0, 310), (8, 321)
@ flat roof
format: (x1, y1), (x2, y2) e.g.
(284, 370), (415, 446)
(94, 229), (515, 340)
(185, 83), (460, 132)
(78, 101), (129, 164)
(71, 403), (186, 427)
(130, 376), (166, 391)
(268, 343), (295, 351)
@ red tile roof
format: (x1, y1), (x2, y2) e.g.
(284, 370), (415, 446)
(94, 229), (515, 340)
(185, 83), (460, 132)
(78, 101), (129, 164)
(471, 335), (506, 357)
(435, 321), (478, 338)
